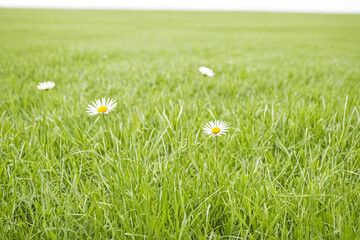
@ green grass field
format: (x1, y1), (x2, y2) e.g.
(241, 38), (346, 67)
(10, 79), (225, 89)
(1, 9), (360, 239)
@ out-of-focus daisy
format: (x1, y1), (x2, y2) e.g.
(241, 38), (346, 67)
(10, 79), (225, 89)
(37, 81), (55, 90)
(203, 120), (229, 137)
(199, 67), (214, 78)
(86, 98), (117, 117)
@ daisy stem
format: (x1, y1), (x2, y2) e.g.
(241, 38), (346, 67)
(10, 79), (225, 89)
(214, 136), (219, 186)
(184, 138), (188, 178)
(215, 136), (218, 166)
(42, 107), (47, 144)
(103, 115), (111, 147)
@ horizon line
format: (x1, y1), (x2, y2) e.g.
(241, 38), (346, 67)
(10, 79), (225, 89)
(1, 6), (360, 14)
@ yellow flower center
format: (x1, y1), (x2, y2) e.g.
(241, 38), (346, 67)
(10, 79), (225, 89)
(212, 127), (220, 134)
(97, 106), (108, 113)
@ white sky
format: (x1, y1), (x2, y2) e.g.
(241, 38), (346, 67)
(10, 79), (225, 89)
(1, 0), (360, 13)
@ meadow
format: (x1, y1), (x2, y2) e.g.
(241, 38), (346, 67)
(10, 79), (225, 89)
(1, 9), (360, 239)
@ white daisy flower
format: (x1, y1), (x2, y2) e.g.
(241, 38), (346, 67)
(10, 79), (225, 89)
(37, 81), (55, 90)
(203, 120), (229, 137)
(199, 66), (214, 78)
(86, 98), (117, 117)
